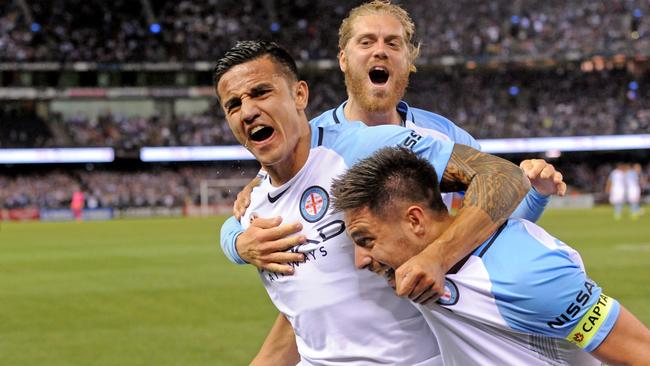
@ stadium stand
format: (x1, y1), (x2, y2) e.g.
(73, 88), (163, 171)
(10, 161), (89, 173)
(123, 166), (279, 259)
(1, 0), (649, 216)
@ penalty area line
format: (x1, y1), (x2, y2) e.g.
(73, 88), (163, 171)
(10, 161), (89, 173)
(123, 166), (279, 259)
(614, 243), (650, 252)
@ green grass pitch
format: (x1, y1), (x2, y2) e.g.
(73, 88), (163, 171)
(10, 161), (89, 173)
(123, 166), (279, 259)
(1, 207), (648, 365)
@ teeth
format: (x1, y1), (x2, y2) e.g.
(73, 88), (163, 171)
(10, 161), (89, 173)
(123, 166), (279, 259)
(250, 126), (265, 135)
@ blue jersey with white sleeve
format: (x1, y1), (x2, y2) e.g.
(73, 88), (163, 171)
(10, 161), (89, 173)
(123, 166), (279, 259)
(417, 219), (620, 365)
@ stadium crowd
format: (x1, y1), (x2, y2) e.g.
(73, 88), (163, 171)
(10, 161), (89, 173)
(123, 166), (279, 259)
(0, 165), (254, 209)
(2, 69), (649, 149)
(1, 0), (649, 63)
(1, 161), (648, 210)
(2, 0), (650, 212)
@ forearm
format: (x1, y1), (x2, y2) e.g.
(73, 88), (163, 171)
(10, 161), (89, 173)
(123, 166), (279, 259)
(510, 187), (549, 223)
(219, 216), (247, 264)
(437, 145), (530, 270)
(250, 313), (299, 366)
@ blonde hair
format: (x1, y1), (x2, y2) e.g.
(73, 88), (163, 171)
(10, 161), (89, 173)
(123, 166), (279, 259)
(338, 0), (420, 71)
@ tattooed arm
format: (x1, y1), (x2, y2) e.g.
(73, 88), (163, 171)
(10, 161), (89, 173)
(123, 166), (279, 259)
(395, 144), (530, 301)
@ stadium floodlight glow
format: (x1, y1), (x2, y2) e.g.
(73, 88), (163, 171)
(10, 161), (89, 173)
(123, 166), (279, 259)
(0, 148), (114, 164)
(150, 23), (161, 34)
(508, 86), (520, 96)
(31, 22), (41, 32)
(140, 146), (255, 162)
(629, 81), (639, 90)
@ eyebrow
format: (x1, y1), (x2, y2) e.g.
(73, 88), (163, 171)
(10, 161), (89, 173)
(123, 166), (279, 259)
(222, 82), (274, 112)
(223, 97), (240, 112)
(350, 231), (370, 247)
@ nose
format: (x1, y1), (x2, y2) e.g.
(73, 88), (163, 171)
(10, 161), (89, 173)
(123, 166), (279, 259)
(240, 96), (260, 124)
(371, 40), (388, 59)
(354, 246), (373, 269)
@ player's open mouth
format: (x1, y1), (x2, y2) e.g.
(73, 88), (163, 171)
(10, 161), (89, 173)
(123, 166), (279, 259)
(369, 67), (389, 85)
(249, 125), (275, 142)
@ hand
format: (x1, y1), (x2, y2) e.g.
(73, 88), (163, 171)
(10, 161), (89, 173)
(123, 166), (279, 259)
(236, 216), (306, 274)
(519, 159), (567, 197)
(395, 246), (446, 305)
(234, 177), (261, 220)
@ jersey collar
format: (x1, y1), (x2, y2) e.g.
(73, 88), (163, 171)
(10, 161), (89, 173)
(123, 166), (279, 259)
(333, 100), (414, 126)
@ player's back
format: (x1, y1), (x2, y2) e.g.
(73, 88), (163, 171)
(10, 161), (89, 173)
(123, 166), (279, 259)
(416, 219), (618, 365)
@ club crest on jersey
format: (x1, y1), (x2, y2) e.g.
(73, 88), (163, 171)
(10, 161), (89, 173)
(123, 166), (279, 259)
(299, 186), (329, 222)
(436, 278), (459, 306)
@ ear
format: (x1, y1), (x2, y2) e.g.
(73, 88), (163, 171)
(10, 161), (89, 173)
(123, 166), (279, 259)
(294, 80), (309, 111)
(404, 205), (427, 237)
(338, 50), (347, 73)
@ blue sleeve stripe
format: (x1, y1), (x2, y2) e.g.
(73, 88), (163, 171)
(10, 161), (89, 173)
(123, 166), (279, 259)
(219, 215), (247, 264)
(511, 187), (550, 223)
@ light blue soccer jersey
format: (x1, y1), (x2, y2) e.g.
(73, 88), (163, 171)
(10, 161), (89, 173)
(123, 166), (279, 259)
(237, 121), (452, 365)
(220, 100), (549, 263)
(417, 219), (620, 365)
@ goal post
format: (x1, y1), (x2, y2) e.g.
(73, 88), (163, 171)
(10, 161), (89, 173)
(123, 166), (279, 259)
(198, 178), (252, 216)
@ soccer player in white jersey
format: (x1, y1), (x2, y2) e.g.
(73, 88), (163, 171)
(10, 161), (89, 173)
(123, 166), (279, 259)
(215, 40), (532, 365)
(332, 147), (650, 365)
(625, 163), (643, 219)
(606, 163), (628, 220)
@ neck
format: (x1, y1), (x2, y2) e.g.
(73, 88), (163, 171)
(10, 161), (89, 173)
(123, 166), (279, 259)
(264, 126), (311, 187)
(423, 212), (455, 248)
(343, 97), (401, 126)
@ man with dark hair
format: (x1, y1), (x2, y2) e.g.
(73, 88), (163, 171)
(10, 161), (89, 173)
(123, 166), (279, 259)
(215, 39), (531, 365)
(331, 147), (650, 365)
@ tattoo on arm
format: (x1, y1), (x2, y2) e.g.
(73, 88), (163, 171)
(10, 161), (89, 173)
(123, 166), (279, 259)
(440, 144), (530, 223)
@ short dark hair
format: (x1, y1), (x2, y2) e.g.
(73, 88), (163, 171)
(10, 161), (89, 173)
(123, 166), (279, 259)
(331, 147), (447, 217)
(213, 40), (299, 90)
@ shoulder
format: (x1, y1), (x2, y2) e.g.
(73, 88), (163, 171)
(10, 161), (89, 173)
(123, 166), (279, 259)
(409, 107), (480, 149)
(480, 220), (611, 339)
(309, 108), (339, 127)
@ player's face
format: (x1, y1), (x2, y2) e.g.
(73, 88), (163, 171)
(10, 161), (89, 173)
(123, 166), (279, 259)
(339, 14), (411, 113)
(217, 56), (309, 168)
(345, 206), (422, 287)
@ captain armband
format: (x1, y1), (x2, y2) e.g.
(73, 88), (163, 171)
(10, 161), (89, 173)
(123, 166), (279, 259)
(565, 293), (614, 349)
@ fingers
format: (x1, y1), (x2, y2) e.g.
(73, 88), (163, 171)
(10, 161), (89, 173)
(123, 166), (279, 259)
(233, 192), (252, 220)
(250, 216), (284, 229)
(413, 286), (440, 305)
(264, 251), (306, 266)
(520, 159), (544, 179)
(261, 262), (297, 275)
(269, 233), (307, 253)
(521, 159), (556, 180)
(557, 181), (567, 196)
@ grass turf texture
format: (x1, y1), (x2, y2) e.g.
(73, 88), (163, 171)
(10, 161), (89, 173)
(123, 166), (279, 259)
(1, 207), (648, 365)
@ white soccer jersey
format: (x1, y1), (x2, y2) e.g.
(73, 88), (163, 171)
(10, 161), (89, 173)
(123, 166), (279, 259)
(608, 169), (626, 204)
(242, 122), (453, 365)
(416, 219), (619, 365)
(624, 169), (641, 202)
